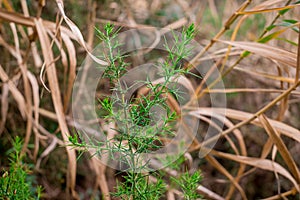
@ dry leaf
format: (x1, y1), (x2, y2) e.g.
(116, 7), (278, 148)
(205, 155), (247, 199)
(259, 114), (300, 183)
(0, 65), (27, 118)
(217, 40), (297, 68)
(0, 83), (9, 135)
(56, 0), (108, 66)
(35, 18), (78, 199)
(211, 150), (300, 192)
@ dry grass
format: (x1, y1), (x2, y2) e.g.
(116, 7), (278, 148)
(0, 0), (300, 199)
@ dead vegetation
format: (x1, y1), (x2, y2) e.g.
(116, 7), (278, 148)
(0, 0), (300, 199)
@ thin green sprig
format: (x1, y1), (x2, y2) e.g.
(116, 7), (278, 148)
(0, 137), (42, 200)
(69, 23), (203, 199)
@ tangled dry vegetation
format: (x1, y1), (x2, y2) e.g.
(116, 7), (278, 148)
(0, 0), (300, 199)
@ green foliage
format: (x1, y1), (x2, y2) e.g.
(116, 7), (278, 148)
(114, 172), (165, 200)
(0, 137), (42, 200)
(69, 23), (204, 199)
(95, 23), (128, 84)
(171, 171), (203, 200)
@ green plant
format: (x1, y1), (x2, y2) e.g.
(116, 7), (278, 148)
(171, 171), (203, 200)
(0, 137), (42, 200)
(69, 23), (204, 199)
(96, 23), (128, 85)
(114, 172), (165, 200)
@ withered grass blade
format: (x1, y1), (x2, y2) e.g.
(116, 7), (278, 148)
(10, 22), (33, 156)
(0, 83), (9, 135)
(259, 114), (300, 183)
(238, 4), (300, 15)
(34, 18), (78, 198)
(0, 8), (35, 26)
(222, 108), (300, 143)
(0, 64), (27, 118)
(61, 33), (77, 112)
(205, 155), (247, 200)
(217, 40), (297, 68)
(210, 150), (300, 193)
(194, 108), (300, 143)
(27, 71), (40, 161)
(56, 0), (108, 66)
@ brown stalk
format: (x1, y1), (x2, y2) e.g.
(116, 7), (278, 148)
(34, 18), (78, 199)
(188, 109), (247, 199)
(202, 88), (300, 96)
(37, 0), (45, 19)
(232, 66), (295, 83)
(209, 108), (300, 142)
(0, 8), (76, 40)
(90, 157), (111, 200)
(262, 188), (298, 200)
(0, 65), (27, 118)
(10, 22), (33, 157)
(188, 0), (252, 68)
(222, 119), (247, 199)
(197, 0), (297, 99)
(216, 40), (298, 68)
(296, 24), (300, 83)
(259, 114), (300, 183)
(237, 4), (300, 15)
(0, 83), (9, 135)
(26, 72), (40, 161)
(193, 80), (300, 150)
(0, 64), (50, 165)
(205, 155), (247, 200)
(61, 33), (77, 112)
(0, 8), (35, 26)
(209, 148), (300, 192)
(20, 0), (42, 68)
(197, 185), (225, 200)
